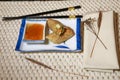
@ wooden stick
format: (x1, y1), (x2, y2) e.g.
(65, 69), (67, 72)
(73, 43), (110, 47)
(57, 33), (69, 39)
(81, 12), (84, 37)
(25, 57), (88, 77)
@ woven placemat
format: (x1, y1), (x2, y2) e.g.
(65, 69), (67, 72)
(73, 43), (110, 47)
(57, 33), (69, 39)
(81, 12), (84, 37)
(0, 0), (120, 80)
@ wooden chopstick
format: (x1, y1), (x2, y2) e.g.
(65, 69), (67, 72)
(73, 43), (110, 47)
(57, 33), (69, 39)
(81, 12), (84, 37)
(2, 5), (81, 20)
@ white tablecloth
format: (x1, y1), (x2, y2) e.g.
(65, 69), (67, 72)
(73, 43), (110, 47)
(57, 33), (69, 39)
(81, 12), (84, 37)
(0, 0), (120, 80)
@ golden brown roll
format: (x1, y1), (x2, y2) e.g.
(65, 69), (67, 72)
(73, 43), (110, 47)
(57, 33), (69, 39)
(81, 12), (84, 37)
(47, 19), (65, 35)
(46, 27), (75, 44)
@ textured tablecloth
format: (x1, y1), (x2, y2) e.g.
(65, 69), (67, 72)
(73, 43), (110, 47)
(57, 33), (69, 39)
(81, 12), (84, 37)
(0, 0), (120, 80)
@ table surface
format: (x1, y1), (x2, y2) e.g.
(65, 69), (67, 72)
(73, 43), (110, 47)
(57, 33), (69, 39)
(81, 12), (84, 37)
(0, 0), (120, 80)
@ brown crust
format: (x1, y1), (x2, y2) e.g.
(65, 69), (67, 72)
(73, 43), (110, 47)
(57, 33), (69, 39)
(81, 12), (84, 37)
(47, 19), (64, 32)
(46, 27), (75, 44)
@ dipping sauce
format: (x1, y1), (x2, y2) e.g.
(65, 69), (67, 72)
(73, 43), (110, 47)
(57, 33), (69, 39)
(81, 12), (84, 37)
(24, 23), (44, 40)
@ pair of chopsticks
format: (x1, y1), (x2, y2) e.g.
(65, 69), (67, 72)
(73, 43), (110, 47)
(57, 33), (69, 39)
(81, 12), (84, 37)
(2, 5), (82, 20)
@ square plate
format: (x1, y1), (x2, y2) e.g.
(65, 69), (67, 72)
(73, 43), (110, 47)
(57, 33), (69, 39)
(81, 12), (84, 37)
(15, 18), (82, 52)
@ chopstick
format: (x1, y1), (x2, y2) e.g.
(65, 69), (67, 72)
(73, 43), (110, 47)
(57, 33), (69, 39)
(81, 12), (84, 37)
(2, 5), (81, 20)
(26, 15), (83, 19)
